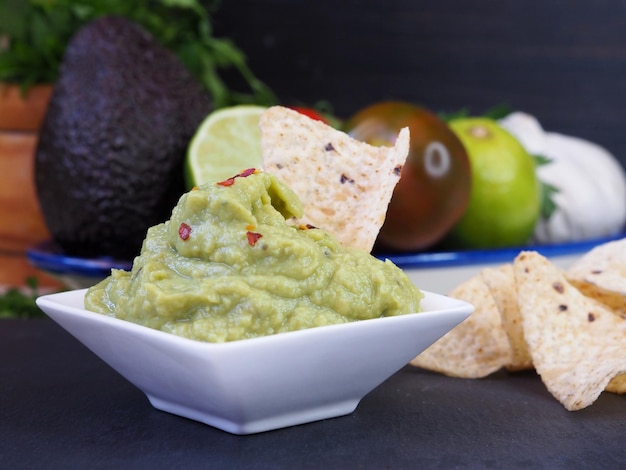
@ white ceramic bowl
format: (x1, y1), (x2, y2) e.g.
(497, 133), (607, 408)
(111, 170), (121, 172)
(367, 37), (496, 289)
(36, 289), (472, 435)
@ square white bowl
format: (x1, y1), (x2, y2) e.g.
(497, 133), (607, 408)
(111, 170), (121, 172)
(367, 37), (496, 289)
(36, 289), (473, 435)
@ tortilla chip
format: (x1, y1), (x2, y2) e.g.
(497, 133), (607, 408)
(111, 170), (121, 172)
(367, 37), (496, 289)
(410, 274), (511, 378)
(606, 373), (626, 394)
(513, 251), (626, 411)
(481, 264), (533, 372)
(260, 106), (410, 252)
(566, 238), (626, 316)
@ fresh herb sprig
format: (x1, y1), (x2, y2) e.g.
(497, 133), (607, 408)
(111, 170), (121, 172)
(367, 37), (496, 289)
(532, 154), (559, 219)
(0, 0), (276, 107)
(0, 277), (47, 319)
(438, 103), (513, 123)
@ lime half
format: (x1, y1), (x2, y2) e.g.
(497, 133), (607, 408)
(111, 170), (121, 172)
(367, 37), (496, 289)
(185, 105), (267, 188)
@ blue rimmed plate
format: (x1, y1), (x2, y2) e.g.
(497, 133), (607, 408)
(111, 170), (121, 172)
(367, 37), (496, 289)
(27, 240), (133, 289)
(29, 232), (625, 294)
(376, 232), (625, 294)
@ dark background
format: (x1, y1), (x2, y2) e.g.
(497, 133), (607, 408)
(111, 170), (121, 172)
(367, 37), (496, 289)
(213, 0), (626, 167)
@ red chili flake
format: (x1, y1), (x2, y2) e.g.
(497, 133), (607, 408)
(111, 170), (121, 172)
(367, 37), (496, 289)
(239, 168), (257, 177)
(247, 231), (263, 246)
(217, 176), (236, 187)
(217, 168), (259, 187)
(179, 223), (192, 240)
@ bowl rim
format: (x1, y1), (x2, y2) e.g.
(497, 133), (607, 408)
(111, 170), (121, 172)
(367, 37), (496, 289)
(36, 288), (474, 348)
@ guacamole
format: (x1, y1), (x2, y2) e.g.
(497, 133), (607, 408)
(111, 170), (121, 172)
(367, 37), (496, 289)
(85, 170), (423, 342)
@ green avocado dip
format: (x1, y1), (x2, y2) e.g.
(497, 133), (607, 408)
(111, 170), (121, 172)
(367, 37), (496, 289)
(84, 170), (423, 342)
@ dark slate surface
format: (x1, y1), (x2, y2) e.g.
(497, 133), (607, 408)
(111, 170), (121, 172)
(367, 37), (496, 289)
(2, 318), (626, 469)
(213, 0), (626, 168)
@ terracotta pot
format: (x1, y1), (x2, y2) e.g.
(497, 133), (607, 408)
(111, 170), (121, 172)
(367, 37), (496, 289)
(0, 83), (63, 289)
(0, 83), (52, 130)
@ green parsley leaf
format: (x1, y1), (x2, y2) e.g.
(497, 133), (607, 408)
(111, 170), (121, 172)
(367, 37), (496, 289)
(0, 0), (276, 106)
(0, 277), (47, 319)
(532, 154), (559, 220)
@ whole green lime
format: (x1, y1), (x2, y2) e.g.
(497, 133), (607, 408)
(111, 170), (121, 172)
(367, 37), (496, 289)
(446, 117), (541, 249)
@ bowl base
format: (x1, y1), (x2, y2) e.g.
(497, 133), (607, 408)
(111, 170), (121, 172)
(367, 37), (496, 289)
(147, 394), (360, 435)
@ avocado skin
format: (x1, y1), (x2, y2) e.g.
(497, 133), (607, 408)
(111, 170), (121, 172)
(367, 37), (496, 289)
(35, 16), (212, 260)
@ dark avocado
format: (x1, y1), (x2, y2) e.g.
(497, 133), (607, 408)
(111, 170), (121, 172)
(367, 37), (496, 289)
(35, 16), (212, 260)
